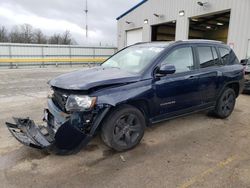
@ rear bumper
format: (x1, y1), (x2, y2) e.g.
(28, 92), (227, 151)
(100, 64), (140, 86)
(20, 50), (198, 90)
(6, 99), (110, 155)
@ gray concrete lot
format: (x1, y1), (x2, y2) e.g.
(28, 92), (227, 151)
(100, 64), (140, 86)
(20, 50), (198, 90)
(0, 68), (250, 188)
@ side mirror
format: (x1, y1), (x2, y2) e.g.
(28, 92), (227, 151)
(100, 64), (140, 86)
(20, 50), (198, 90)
(240, 59), (249, 66)
(157, 64), (176, 76)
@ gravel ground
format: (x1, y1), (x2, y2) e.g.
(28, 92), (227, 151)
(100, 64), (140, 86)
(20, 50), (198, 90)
(0, 67), (250, 188)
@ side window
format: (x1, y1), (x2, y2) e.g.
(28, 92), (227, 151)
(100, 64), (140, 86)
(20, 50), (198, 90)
(219, 47), (230, 65)
(197, 47), (214, 68)
(161, 47), (194, 73)
(212, 47), (220, 65)
(228, 49), (239, 64)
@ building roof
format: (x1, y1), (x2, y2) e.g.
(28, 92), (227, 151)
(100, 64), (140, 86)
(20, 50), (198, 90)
(116, 0), (148, 20)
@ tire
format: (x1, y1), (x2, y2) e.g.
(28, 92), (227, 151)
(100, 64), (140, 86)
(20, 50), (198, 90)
(214, 88), (236, 119)
(101, 105), (146, 151)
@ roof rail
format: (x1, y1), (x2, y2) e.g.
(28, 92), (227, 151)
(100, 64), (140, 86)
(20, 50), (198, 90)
(179, 39), (224, 43)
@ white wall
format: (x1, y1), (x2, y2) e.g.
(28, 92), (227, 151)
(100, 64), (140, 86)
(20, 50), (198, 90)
(117, 0), (250, 59)
(247, 40), (250, 58)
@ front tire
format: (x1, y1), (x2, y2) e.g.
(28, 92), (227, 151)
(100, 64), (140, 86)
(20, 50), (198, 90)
(214, 88), (236, 119)
(101, 105), (146, 152)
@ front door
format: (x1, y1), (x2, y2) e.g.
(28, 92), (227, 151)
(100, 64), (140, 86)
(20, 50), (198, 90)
(152, 46), (202, 120)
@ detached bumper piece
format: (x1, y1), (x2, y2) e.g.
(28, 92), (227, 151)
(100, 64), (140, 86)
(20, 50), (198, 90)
(6, 107), (110, 155)
(6, 118), (51, 149)
(6, 117), (91, 155)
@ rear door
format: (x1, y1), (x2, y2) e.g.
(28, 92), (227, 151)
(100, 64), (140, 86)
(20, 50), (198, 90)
(195, 45), (221, 104)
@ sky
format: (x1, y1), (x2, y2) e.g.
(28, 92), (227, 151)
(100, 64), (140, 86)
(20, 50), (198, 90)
(0, 0), (142, 46)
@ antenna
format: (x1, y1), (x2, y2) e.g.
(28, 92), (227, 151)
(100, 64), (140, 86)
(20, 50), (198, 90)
(84, 0), (88, 38)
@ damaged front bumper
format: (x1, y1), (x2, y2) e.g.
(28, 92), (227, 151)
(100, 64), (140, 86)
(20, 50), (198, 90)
(6, 99), (110, 155)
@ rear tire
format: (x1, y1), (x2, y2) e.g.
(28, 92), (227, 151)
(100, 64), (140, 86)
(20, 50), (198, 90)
(214, 88), (236, 119)
(101, 105), (146, 151)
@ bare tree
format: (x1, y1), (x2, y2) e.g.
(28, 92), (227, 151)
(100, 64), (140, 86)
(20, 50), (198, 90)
(70, 38), (77, 45)
(20, 24), (34, 43)
(1, 24), (76, 45)
(49, 31), (75, 45)
(0, 26), (9, 42)
(49, 34), (62, 44)
(9, 26), (22, 43)
(61, 30), (72, 45)
(33, 29), (47, 44)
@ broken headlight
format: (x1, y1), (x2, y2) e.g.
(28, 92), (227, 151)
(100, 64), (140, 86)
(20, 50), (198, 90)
(47, 88), (54, 98)
(65, 95), (97, 112)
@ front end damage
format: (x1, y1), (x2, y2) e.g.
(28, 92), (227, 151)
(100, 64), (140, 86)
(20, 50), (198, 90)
(6, 98), (110, 155)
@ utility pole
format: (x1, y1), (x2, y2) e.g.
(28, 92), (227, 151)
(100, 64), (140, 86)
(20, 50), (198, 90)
(84, 0), (88, 38)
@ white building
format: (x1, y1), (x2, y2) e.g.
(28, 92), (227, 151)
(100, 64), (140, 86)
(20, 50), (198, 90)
(117, 0), (250, 59)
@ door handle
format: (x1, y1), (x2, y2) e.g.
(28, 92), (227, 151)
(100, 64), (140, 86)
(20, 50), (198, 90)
(187, 75), (199, 79)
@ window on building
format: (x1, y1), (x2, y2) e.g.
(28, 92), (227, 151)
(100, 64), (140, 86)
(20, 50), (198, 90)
(161, 47), (194, 73)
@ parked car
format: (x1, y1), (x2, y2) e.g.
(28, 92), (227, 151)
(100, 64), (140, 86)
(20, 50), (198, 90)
(6, 40), (245, 155)
(241, 58), (250, 93)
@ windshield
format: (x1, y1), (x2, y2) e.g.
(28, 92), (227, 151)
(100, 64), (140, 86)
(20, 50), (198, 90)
(102, 46), (164, 74)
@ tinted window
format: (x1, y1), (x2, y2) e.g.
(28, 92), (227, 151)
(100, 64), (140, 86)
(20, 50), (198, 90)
(161, 47), (194, 73)
(197, 47), (214, 68)
(219, 47), (230, 64)
(229, 49), (239, 64)
(212, 47), (220, 65)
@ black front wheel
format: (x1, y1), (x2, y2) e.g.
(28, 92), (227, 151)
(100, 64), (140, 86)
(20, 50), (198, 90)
(101, 105), (146, 151)
(214, 88), (236, 119)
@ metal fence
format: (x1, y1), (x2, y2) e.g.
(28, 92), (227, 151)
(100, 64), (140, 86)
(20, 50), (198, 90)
(0, 43), (117, 68)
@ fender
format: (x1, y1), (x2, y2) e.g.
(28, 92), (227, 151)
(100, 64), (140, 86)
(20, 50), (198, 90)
(94, 79), (153, 107)
(216, 81), (241, 101)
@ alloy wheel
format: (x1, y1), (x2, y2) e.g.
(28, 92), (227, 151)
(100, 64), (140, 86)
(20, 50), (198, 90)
(113, 114), (141, 147)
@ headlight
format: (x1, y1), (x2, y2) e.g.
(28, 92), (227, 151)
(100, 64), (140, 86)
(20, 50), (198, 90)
(48, 88), (54, 98)
(65, 95), (97, 112)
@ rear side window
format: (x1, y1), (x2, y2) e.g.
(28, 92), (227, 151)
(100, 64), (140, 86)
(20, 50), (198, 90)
(197, 47), (215, 68)
(219, 47), (239, 65)
(219, 47), (230, 64)
(212, 47), (220, 65)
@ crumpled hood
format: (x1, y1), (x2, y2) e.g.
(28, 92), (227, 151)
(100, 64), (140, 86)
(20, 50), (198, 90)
(49, 67), (141, 90)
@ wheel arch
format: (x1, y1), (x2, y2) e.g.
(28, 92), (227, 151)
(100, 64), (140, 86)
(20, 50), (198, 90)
(217, 81), (240, 100)
(126, 99), (150, 126)
(225, 82), (240, 97)
(99, 99), (151, 128)
(227, 82), (240, 97)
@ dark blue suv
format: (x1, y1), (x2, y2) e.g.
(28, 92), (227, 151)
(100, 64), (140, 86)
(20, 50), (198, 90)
(6, 40), (245, 154)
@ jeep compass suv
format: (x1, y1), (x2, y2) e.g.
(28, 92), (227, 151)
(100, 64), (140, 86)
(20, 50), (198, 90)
(6, 40), (244, 154)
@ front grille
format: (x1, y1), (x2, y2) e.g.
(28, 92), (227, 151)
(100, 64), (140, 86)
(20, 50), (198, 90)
(52, 90), (68, 112)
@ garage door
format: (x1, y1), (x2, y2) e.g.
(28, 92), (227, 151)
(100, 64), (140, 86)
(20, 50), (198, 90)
(189, 11), (230, 43)
(126, 28), (143, 46)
